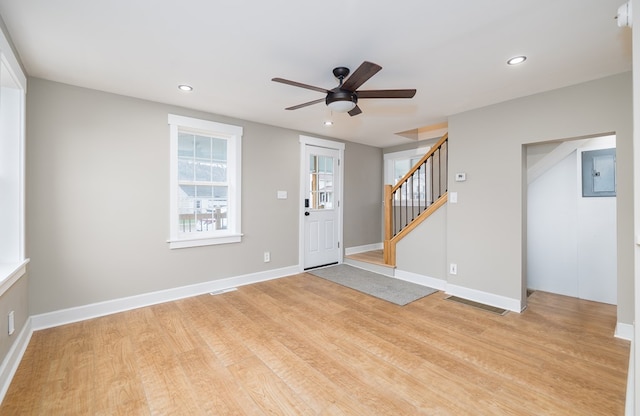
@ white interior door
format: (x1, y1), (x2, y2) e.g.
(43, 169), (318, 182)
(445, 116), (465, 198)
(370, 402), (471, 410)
(302, 144), (341, 269)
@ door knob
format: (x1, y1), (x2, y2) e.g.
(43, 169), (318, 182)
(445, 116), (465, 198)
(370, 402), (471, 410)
(304, 211), (310, 216)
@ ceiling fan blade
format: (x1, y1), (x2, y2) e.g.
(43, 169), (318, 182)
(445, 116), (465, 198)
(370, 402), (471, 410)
(348, 105), (362, 117)
(272, 77), (329, 94)
(357, 89), (417, 99)
(341, 61), (382, 92)
(285, 98), (325, 110)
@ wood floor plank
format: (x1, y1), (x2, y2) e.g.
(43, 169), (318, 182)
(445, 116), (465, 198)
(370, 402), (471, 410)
(222, 285), (407, 415)
(260, 279), (539, 415)
(176, 348), (264, 415)
(227, 355), (315, 416)
(126, 305), (205, 414)
(226, 285), (422, 415)
(0, 273), (630, 415)
(90, 313), (149, 415)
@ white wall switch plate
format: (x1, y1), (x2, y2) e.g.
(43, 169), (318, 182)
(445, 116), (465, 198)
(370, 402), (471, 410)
(8, 311), (14, 335)
(455, 173), (466, 182)
(449, 263), (457, 275)
(449, 192), (458, 203)
(277, 190), (287, 199)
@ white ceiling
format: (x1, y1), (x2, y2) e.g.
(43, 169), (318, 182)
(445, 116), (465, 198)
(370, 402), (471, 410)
(0, 0), (632, 148)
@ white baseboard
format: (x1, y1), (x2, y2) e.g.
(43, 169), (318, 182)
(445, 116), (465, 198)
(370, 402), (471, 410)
(343, 259), (394, 277)
(31, 265), (299, 331)
(445, 283), (523, 313)
(615, 322), (634, 341)
(344, 243), (383, 256)
(387, 270), (522, 313)
(0, 265), (300, 405)
(0, 317), (33, 404)
(394, 269), (447, 291)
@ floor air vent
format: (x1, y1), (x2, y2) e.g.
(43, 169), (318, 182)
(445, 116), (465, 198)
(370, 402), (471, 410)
(444, 296), (508, 315)
(210, 288), (237, 296)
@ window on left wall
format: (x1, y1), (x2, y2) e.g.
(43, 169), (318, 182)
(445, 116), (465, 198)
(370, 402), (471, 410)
(168, 114), (243, 249)
(0, 29), (28, 294)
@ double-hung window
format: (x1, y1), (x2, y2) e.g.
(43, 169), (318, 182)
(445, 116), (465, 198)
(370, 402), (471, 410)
(0, 28), (28, 295)
(384, 146), (432, 202)
(168, 115), (242, 249)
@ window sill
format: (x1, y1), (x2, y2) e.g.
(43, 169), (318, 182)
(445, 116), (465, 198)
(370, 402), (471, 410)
(0, 259), (29, 297)
(167, 234), (242, 249)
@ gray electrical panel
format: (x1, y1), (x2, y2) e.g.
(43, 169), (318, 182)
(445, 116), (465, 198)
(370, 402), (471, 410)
(581, 148), (616, 197)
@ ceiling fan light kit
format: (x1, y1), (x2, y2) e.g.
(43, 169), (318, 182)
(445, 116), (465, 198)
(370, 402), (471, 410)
(326, 90), (357, 112)
(272, 61), (416, 117)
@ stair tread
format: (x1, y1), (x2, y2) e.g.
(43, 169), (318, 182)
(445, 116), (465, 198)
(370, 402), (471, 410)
(345, 250), (391, 267)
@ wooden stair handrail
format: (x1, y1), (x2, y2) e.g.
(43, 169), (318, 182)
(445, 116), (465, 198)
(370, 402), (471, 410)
(384, 192), (447, 266)
(384, 133), (448, 266)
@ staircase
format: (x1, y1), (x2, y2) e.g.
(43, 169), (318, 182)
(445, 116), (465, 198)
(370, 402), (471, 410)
(384, 133), (448, 266)
(345, 133), (449, 273)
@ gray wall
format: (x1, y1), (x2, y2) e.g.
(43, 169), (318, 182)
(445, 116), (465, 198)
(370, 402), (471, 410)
(395, 206), (447, 280)
(26, 78), (382, 315)
(448, 72), (633, 322)
(343, 142), (383, 247)
(0, 275), (28, 361)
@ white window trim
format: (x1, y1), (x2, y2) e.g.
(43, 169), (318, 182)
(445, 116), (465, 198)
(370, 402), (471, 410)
(0, 28), (28, 295)
(167, 114), (243, 249)
(383, 146), (430, 185)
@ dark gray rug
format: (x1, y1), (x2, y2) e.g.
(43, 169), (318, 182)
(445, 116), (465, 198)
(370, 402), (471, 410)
(308, 264), (437, 306)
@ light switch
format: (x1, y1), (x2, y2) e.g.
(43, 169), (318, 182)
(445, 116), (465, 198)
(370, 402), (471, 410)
(449, 192), (458, 204)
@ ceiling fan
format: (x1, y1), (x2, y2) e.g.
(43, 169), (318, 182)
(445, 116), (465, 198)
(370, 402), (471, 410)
(272, 61), (416, 116)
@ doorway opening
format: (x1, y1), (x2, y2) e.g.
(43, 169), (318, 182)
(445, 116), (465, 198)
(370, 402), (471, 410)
(299, 136), (345, 271)
(525, 134), (617, 305)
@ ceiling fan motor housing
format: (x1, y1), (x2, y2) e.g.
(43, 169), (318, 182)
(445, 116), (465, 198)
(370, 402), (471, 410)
(326, 89), (357, 107)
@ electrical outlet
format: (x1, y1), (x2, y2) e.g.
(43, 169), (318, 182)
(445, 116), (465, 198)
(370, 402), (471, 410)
(449, 263), (457, 275)
(263, 251), (270, 262)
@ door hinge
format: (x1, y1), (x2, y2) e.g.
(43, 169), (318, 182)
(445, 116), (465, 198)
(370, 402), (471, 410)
(338, 241), (340, 248)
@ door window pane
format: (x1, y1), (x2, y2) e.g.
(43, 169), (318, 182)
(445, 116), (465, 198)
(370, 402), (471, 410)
(309, 155), (334, 209)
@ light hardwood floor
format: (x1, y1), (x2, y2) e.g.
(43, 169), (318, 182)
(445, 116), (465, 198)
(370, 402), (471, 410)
(346, 249), (385, 266)
(0, 273), (630, 415)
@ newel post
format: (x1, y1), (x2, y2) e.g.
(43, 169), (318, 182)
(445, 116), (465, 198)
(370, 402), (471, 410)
(383, 184), (393, 265)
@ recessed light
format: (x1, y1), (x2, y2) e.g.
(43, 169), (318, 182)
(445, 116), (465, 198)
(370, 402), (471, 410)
(507, 56), (527, 65)
(178, 84), (193, 92)
(324, 120), (333, 126)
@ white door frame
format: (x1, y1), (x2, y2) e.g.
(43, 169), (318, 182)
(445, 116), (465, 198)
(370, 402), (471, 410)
(299, 135), (345, 271)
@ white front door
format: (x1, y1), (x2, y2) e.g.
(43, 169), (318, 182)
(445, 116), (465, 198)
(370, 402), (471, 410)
(301, 141), (342, 269)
